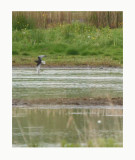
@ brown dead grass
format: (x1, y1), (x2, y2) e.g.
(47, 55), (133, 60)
(12, 97), (123, 106)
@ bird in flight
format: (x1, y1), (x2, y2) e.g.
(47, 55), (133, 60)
(35, 55), (46, 74)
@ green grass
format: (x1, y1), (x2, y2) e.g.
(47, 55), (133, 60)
(16, 138), (122, 147)
(12, 22), (123, 67)
(61, 138), (122, 147)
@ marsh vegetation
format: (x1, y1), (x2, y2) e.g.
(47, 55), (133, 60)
(12, 13), (123, 67)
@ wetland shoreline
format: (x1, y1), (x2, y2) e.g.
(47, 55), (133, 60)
(12, 63), (122, 68)
(12, 67), (123, 107)
(12, 97), (123, 106)
(12, 66), (123, 70)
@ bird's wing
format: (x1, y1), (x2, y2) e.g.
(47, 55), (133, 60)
(38, 55), (45, 60)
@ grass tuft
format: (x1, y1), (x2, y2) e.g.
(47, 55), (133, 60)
(66, 48), (79, 55)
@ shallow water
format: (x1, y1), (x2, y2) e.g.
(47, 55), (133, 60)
(12, 67), (123, 99)
(12, 105), (123, 147)
(12, 67), (123, 147)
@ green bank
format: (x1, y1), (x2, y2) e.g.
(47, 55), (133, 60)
(12, 23), (123, 67)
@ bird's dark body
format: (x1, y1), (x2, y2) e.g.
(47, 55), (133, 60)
(35, 57), (42, 66)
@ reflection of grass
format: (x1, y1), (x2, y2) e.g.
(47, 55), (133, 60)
(12, 23), (123, 67)
(12, 107), (123, 147)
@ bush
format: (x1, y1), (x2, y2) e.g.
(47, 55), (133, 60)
(89, 51), (99, 55)
(22, 53), (29, 56)
(12, 50), (19, 55)
(53, 43), (68, 53)
(81, 52), (89, 56)
(66, 48), (79, 55)
(104, 53), (111, 56)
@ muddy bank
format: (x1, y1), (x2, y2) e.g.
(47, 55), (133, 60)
(12, 63), (123, 68)
(12, 65), (122, 70)
(12, 97), (123, 106)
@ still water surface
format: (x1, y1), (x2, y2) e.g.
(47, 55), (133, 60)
(13, 105), (123, 147)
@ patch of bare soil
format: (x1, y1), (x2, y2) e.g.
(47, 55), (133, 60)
(12, 97), (123, 106)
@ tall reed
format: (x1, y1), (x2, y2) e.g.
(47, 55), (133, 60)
(12, 11), (123, 30)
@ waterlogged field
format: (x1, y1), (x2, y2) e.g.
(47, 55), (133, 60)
(12, 67), (123, 147)
(12, 67), (123, 101)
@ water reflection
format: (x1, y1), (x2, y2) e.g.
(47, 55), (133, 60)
(12, 106), (123, 147)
